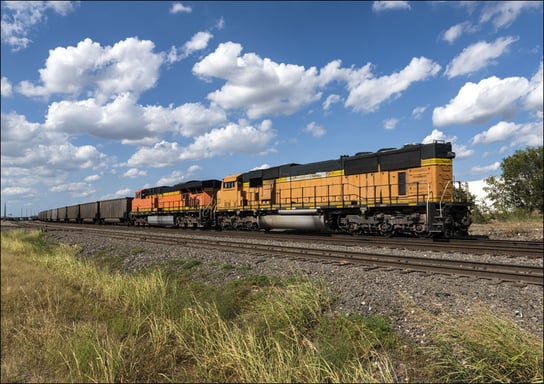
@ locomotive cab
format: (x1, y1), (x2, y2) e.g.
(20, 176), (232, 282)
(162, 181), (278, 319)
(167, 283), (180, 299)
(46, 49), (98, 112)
(216, 174), (244, 210)
(216, 173), (260, 230)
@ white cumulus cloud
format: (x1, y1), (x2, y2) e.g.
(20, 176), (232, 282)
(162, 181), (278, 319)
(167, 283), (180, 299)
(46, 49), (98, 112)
(123, 168), (148, 178)
(170, 2), (192, 14)
(323, 94), (341, 110)
(193, 42), (326, 119)
(303, 122), (326, 137)
(127, 120), (277, 168)
(168, 31), (214, 62)
(471, 162), (501, 174)
(432, 75), (530, 126)
(472, 120), (543, 147)
(445, 36), (518, 78)
(156, 166), (202, 186)
(84, 174), (101, 182)
(127, 141), (183, 168)
(372, 1), (411, 12)
(180, 119), (276, 160)
(480, 1), (542, 29)
(50, 182), (95, 198)
(442, 21), (476, 44)
(1, 76), (13, 97)
(44, 94), (226, 143)
(1, 1), (77, 50)
(383, 118), (399, 130)
(17, 37), (163, 100)
(411, 105), (427, 119)
(525, 61), (543, 112)
(344, 57), (441, 112)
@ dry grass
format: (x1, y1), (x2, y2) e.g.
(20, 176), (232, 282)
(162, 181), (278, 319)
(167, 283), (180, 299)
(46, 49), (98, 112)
(2, 229), (541, 383)
(1, 230), (398, 382)
(402, 297), (544, 383)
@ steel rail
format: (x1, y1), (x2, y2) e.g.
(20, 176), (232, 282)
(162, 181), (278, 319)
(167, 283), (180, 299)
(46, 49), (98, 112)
(44, 224), (543, 286)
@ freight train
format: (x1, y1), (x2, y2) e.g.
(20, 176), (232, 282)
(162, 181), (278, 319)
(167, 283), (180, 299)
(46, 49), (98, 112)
(38, 141), (472, 237)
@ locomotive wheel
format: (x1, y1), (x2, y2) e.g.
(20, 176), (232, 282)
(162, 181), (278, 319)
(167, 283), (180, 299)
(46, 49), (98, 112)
(379, 223), (395, 237)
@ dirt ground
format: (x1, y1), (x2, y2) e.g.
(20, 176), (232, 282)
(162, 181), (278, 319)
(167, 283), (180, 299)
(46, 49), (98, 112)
(469, 221), (544, 241)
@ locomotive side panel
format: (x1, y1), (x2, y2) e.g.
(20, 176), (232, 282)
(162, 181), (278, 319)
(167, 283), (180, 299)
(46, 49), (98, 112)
(132, 190), (155, 214)
(131, 180), (221, 228)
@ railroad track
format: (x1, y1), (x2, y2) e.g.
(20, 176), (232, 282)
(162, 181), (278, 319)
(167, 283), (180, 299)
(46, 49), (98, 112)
(348, 236), (543, 259)
(27, 221), (543, 258)
(236, 231), (543, 258)
(27, 223), (544, 286)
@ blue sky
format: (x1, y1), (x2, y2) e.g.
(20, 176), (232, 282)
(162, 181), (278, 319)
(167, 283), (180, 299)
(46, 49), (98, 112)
(1, 1), (542, 217)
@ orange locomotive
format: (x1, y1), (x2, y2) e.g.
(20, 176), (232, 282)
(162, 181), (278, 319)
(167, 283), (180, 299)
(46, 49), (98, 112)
(130, 180), (221, 228)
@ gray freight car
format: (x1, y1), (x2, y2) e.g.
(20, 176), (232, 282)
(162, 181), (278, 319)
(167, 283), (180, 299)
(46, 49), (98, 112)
(58, 206), (67, 222)
(99, 198), (133, 224)
(80, 202), (99, 223)
(67, 204), (80, 223)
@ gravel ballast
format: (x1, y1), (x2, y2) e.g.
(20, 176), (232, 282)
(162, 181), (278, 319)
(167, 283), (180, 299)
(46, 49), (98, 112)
(36, 225), (543, 342)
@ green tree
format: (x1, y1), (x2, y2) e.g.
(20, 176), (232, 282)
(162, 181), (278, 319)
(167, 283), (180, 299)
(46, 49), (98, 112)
(484, 146), (543, 214)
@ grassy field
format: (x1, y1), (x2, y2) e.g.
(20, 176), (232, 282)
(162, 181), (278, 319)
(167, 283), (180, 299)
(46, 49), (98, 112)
(2, 229), (542, 382)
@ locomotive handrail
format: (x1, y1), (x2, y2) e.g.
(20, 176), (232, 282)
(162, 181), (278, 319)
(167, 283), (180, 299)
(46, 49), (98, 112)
(426, 182), (432, 230)
(237, 180), (435, 211)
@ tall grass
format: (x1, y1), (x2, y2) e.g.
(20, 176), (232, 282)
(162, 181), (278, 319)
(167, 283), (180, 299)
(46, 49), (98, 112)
(1, 230), (397, 382)
(2, 229), (542, 382)
(424, 307), (543, 383)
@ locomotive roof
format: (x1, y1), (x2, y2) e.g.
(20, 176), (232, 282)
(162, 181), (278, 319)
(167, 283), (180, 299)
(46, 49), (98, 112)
(239, 141), (454, 180)
(141, 179), (222, 195)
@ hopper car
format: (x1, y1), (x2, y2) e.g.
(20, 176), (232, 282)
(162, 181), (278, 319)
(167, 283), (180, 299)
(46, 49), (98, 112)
(40, 197), (132, 225)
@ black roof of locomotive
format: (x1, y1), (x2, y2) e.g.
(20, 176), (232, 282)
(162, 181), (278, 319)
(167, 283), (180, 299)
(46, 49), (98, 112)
(240, 141), (454, 180)
(140, 179), (222, 196)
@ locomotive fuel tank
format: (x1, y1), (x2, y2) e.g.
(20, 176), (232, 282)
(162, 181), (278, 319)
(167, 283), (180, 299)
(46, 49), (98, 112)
(147, 215), (175, 227)
(258, 209), (328, 232)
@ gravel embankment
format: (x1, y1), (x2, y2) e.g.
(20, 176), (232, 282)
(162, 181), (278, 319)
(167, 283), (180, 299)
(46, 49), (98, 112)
(36, 225), (543, 341)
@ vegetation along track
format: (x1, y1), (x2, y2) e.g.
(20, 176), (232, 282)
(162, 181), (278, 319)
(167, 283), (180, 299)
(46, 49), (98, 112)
(30, 222), (544, 286)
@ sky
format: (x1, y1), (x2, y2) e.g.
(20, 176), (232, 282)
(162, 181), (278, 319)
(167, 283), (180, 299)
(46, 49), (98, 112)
(1, 1), (542, 217)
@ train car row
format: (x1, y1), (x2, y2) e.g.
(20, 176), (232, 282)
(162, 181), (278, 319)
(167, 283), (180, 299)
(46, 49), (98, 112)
(39, 141), (472, 237)
(38, 198), (132, 225)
